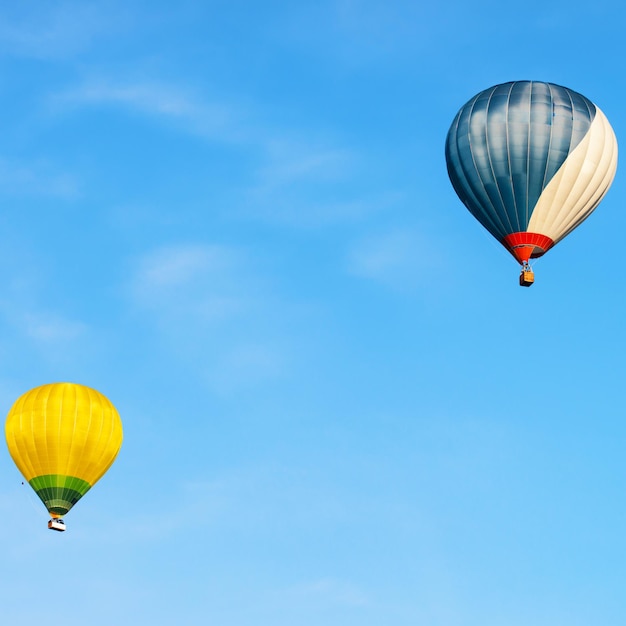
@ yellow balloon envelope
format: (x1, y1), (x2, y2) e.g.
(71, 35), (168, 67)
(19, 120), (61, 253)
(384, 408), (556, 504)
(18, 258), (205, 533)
(5, 382), (123, 523)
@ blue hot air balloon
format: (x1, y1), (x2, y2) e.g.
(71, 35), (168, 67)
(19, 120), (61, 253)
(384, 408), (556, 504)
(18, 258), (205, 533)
(445, 81), (618, 286)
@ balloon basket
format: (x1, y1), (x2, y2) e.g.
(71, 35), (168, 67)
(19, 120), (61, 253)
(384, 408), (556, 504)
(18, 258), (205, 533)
(48, 519), (66, 532)
(519, 268), (534, 287)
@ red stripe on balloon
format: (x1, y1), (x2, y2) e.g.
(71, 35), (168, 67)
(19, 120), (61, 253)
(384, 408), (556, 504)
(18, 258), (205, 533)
(502, 232), (555, 264)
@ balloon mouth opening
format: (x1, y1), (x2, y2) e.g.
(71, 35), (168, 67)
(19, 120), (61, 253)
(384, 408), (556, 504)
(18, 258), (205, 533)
(503, 232), (555, 264)
(29, 474), (92, 518)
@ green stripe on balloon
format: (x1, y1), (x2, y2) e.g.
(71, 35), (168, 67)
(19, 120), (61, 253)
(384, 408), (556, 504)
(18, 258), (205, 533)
(30, 475), (92, 516)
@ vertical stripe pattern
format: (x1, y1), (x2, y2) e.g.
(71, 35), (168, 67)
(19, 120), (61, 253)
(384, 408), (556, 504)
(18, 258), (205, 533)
(445, 81), (617, 252)
(5, 382), (123, 517)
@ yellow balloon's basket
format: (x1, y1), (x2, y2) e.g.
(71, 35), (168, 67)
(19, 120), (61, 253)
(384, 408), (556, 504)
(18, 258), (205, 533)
(48, 518), (66, 532)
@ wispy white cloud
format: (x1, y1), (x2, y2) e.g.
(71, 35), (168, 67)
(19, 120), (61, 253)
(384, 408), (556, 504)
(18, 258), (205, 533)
(235, 133), (404, 227)
(135, 244), (234, 289)
(279, 1), (451, 66)
(129, 243), (292, 389)
(2, 308), (92, 368)
(54, 81), (241, 142)
(22, 311), (87, 343)
(0, 158), (79, 197)
(54, 78), (342, 176)
(82, 461), (355, 545)
(240, 139), (397, 226)
(346, 228), (442, 288)
(204, 342), (288, 394)
(333, 0), (434, 41)
(131, 243), (248, 321)
(69, 472), (254, 545)
(53, 77), (392, 227)
(0, 2), (127, 60)
(243, 190), (401, 228)
(285, 577), (370, 607)
(0, 245), (91, 366)
(253, 141), (355, 192)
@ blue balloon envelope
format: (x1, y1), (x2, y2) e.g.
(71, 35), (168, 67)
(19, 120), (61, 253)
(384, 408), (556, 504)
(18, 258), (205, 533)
(445, 81), (617, 271)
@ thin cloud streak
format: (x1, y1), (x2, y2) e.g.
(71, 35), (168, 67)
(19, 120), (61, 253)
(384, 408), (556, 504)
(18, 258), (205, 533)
(135, 244), (238, 289)
(0, 158), (79, 198)
(346, 228), (444, 289)
(22, 311), (87, 343)
(53, 80), (246, 143)
(0, 2), (128, 60)
(285, 578), (370, 607)
(254, 142), (356, 191)
(53, 78), (387, 227)
(128, 242), (293, 391)
(131, 243), (249, 322)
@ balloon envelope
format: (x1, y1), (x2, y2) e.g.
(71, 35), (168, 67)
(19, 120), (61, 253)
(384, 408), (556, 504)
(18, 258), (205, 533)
(445, 81), (618, 264)
(5, 382), (123, 518)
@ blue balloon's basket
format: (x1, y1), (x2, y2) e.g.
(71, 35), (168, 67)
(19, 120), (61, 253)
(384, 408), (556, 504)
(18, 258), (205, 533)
(519, 268), (534, 287)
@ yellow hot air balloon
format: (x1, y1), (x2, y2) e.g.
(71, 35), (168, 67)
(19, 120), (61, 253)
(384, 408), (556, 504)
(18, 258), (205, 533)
(5, 382), (123, 531)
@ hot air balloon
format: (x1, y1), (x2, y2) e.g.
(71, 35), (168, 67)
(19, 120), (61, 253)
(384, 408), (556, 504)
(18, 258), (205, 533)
(5, 382), (123, 531)
(445, 81), (618, 286)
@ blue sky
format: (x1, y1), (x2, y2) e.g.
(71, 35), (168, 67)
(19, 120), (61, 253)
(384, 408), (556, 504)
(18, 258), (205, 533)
(2, 1), (626, 624)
